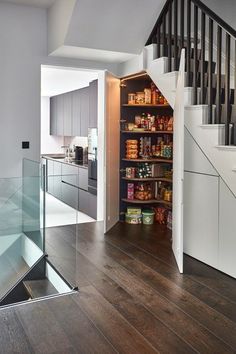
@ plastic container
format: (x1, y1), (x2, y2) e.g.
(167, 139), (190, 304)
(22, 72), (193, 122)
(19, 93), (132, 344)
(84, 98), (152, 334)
(125, 213), (142, 224)
(142, 210), (155, 225)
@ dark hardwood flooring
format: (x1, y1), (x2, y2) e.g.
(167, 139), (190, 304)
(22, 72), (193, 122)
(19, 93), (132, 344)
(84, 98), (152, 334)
(0, 221), (236, 353)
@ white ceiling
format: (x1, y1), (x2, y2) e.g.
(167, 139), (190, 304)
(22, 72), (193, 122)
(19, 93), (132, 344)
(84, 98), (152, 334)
(51, 45), (137, 63)
(65, 0), (166, 55)
(41, 66), (99, 97)
(0, 0), (55, 8)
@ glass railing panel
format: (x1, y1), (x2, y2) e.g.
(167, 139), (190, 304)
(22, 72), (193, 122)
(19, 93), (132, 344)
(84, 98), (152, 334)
(0, 159), (45, 300)
(45, 171), (78, 288)
(22, 158), (44, 252)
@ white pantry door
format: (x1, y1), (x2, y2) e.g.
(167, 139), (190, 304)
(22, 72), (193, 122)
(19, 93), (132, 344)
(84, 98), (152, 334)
(104, 72), (120, 233)
(147, 50), (185, 272)
(172, 49), (185, 272)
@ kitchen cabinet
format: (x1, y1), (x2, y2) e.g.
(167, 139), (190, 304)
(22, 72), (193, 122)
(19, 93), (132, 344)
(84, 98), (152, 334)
(89, 80), (98, 128)
(78, 189), (89, 214)
(72, 90), (81, 136)
(88, 193), (97, 219)
(63, 92), (72, 136)
(78, 167), (88, 191)
(80, 87), (89, 136)
(50, 83), (92, 137)
(44, 158), (95, 215)
(61, 164), (79, 187)
(61, 182), (78, 210)
(50, 97), (57, 135)
(56, 95), (64, 136)
(47, 159), (54, 195)
(46, 160), (62, 199)
(53, 161), (62, 200)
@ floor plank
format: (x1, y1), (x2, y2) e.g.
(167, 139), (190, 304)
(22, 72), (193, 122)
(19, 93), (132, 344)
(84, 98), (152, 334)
(0, 308), (33, 354)
(73, 231), (235, 353)
(73, 285), (159, 354)
(1, 221), (235, 354)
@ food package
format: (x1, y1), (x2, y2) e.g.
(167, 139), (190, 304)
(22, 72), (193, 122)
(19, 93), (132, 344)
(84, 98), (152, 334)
(127, 183), (134, 200)
(154, 207), (167, 224)
(134, 183), (153, 201)
(127, 207), (142, 215)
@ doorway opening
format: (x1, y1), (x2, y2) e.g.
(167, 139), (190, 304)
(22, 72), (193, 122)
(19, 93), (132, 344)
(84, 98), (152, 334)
(40, 65), (104, 228)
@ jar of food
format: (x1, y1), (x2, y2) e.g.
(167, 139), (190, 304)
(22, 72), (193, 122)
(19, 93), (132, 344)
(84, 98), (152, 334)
(128, 93), (136, 104)
(164, 189), (172, 202)
(136, 92), (145, 104)
(144, 88), (152, 104)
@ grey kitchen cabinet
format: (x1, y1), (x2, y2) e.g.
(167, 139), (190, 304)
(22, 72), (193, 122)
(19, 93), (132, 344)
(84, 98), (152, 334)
(61, 182), (78, 210)
(72, 90), (81, 136)
(89, 80), (98, 128)
(50, 84), (91, 137)
(53, 161), (62, 200)
(56, 94), (64, 136)
(61, 164), (79, 209)
(50, 97), (57, 135)
(78, 167), (88, 191)
(80, 87), (89, 136)
(78, 189), (89, 214)
(88, 193), (97, 219)
(63, 92), (72, 136)
(47, 159), (54, 194)
(46, 160), (62, 199)
(61, 164), (79, 187)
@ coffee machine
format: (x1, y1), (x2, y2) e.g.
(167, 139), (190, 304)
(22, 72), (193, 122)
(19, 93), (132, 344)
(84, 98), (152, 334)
(74, 146), (83, 162)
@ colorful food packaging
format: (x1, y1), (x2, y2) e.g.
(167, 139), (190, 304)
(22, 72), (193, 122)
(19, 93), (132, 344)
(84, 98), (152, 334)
(127, 183), (134, 200)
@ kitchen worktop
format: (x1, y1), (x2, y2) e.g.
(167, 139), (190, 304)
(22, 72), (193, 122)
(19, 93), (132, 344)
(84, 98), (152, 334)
(42, 154), (88, 169)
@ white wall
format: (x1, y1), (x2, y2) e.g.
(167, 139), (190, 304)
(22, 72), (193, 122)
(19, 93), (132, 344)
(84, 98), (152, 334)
(47, 0), (76, 54)
(41, 97), (64, 154)
(202, 0), (236, 30)
(0, 2), (47, 178)
(0, 2), (118, 179)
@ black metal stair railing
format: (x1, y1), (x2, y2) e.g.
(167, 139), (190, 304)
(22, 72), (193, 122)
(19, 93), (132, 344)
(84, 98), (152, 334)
(146, 0), (236, 145)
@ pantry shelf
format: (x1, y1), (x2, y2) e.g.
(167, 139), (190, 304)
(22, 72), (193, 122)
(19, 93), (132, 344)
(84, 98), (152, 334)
(122, 198), (172, 207)
(122, 158), (173, 163)
(122, 104), (170, 107)
(121, 130), (173, 134)
(122, 177), (173, 183)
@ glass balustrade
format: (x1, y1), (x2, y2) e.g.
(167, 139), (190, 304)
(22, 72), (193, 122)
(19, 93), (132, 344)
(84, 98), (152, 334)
(0, 158), (76, 304)
(0, 159), (44, 300)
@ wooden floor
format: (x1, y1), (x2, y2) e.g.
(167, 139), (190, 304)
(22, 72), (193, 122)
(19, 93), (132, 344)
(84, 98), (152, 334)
(1, 222), (236, 353)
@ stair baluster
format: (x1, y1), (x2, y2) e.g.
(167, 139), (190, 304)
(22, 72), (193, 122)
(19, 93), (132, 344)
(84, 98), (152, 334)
(208, 18), (213, 123)
(193, 5), (198, 105)
(174, 0), (178, 71)
(186, 0), (191, 86)
(157, 26), (161, 58)
(180, 0), (185, 50)
(146, 0), (236, 145)
(216, 26), (222, 124)
(225, 33), (231, 144)
(200, 11), (206, 104)
(163, 13), (167, 56)
(168, 0), (173, 72)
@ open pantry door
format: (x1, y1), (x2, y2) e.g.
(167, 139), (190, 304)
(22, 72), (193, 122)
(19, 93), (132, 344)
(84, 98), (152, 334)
(148, 51), (185, 273)
(172, 50), (185, 273)
(104, 71), (120, 233)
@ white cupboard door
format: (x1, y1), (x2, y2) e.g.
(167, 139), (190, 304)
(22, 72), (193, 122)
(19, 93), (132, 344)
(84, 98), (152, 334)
(172, 50), (185, 273)
(104, 72), (120, 233)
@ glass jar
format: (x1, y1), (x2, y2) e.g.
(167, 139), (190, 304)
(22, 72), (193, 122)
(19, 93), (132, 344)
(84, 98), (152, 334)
(128, 93), (136, 104)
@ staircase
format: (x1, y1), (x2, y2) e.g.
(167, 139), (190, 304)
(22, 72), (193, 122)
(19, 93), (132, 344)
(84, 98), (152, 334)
(140, 0), (236, 278)
(144, 0), (236, 198)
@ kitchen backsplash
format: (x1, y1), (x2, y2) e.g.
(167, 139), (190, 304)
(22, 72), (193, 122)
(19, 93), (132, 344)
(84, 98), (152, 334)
(64, 136), (88, 150)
